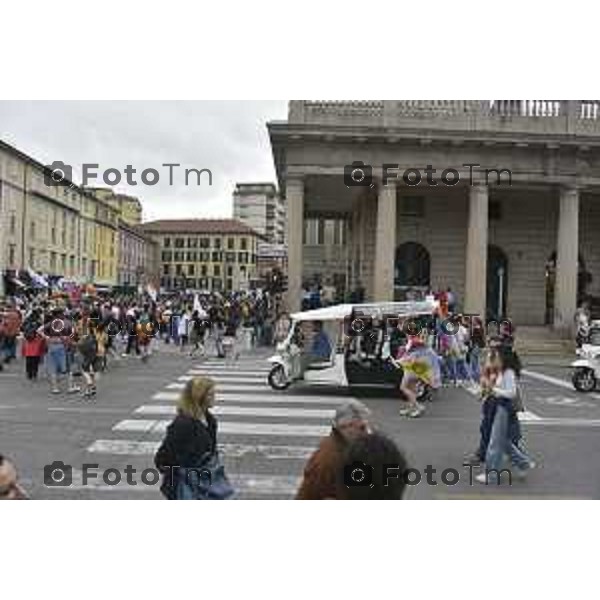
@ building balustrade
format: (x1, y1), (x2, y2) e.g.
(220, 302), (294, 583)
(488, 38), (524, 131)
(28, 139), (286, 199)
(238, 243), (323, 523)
(288, 100), (600, 135)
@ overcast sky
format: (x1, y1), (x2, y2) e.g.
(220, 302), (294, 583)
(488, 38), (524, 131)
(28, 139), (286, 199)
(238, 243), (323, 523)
(0, 101), (288, 221)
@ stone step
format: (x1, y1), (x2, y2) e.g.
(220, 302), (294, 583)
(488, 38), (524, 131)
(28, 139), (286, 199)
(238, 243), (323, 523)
(515, 341), (575, 355)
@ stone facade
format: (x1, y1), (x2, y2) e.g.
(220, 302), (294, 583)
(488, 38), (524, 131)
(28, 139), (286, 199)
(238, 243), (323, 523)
(233, 182), (285, 244)
(140, 219), (260, 293)
(0, 139), (122, 293)
(269, 100), (600, 331)
(0, 140), (165, 294)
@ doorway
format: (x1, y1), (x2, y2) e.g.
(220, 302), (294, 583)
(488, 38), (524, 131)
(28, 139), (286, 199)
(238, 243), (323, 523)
(395, 240), (430, 283)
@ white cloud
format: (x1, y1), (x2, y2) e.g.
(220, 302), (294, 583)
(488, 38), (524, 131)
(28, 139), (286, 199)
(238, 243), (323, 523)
(0, 100), (288, 221)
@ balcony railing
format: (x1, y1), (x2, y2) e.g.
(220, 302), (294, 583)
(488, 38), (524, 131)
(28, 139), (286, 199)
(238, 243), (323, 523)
(288, 100), (600, 135)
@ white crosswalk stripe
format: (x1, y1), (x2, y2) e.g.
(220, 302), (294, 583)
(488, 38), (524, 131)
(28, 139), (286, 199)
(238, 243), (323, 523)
(134, 404), (336, 419)
(85, 355), (344, 497)
(166, 383), (270, 393)
(87, 439), (315, 459)
(113, 418), (330, 437)
(177, 375), (262, 384)
(154, 390), (350, 404)
(518, 410), (542, 421)
(187, 369), (270, 377)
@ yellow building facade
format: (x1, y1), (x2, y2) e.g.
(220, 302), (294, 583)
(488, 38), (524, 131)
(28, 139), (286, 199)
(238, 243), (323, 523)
(0, 139), (120, 292)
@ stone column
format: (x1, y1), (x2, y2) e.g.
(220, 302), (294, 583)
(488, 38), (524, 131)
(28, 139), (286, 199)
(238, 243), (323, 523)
(285, 176), (304, 312)
(356, 199), (364, 287)
(373, 181), (397, 301)
(554, 186), (579, 333)
(464, 184), (489, 317)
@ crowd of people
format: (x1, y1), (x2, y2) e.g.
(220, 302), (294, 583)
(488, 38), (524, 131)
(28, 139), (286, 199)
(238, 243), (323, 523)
(0, 288), (288, 397)
(386, 302), (535, 484)
(1, 283), (536, 500)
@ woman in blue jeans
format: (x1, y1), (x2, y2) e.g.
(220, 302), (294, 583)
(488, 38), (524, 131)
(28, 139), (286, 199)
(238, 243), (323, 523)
(40, 308), (73, 394)
(475, 347), (535, 484)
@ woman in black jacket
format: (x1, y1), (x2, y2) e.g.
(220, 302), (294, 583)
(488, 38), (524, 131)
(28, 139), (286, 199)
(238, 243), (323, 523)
(154, 376), (221, 499)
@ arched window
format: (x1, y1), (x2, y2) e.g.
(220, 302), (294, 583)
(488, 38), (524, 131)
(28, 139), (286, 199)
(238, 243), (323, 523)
(394, 242), (431, 287)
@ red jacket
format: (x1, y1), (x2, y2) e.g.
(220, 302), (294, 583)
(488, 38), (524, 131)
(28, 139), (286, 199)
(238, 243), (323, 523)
(22, 335), (46, 357)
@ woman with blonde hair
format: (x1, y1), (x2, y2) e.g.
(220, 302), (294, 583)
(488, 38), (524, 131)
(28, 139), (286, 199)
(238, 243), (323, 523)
(154, 377), (233, 499)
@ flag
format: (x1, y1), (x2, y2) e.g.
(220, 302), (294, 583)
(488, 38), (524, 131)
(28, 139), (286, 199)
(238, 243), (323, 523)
(146, 285), (157, 302)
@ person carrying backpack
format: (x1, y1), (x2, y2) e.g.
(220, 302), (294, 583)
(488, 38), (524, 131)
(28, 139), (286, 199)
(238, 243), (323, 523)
(78, 322), (98, 399)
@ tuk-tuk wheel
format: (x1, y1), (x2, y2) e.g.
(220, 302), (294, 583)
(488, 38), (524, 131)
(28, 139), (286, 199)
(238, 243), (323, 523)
(572, 367), (596, 393)
(268, 364), (291, 390)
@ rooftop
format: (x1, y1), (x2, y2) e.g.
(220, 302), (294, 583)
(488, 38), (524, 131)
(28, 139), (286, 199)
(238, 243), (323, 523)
(140, 218), (262, 236)
(0, 138), (119, 211)
(284, 100), (600, 134)
(234, 182), (277, 195)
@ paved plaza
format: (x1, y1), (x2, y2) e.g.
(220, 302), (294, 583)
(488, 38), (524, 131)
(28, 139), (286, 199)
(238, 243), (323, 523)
(2, 344), (599, 499)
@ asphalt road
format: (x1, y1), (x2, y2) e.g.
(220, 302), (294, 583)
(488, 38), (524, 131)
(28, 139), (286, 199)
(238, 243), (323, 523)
(1, 344), (599, 499)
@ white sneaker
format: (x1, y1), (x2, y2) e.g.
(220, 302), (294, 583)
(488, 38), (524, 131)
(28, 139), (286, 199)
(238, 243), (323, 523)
(514, 460), (536, 479)
(407, 407), (424, 418)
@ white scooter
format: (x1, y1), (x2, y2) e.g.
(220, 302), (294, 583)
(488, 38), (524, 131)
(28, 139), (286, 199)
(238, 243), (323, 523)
(572, 343), (600, 392)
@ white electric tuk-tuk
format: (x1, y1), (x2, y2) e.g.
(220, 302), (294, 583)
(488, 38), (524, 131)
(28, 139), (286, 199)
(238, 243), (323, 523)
(266, 300), (439, 396)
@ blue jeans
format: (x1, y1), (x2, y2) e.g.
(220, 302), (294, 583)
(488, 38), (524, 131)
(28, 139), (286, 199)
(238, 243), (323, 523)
(442, 355), (456, 383)
(3, 336), (17, 361)
(455, 357), (469, 381)
(47, 343), (67, 376)
(478, 398), (522, 461)
(469, 346), (481, 382)
(486, 400), (532, 478)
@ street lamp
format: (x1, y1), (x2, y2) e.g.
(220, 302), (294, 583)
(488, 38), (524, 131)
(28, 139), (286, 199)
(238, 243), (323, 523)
(497, 265), (505, 318)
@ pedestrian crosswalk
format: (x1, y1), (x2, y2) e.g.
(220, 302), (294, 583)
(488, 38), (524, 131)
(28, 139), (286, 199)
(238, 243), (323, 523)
(82, 353), (350, 499)
(133, 405), (336, 419)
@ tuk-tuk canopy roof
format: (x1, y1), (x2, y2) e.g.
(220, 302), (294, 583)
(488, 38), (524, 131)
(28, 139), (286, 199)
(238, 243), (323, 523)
(290, 300), (439, 322)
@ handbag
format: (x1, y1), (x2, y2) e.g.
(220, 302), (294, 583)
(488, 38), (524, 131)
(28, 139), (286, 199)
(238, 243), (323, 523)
(512, 382), (525, 413)
(173, 452), (235, 500)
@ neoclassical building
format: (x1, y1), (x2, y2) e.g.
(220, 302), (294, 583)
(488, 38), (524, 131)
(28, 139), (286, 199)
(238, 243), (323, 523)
(268, 100), (600, 331)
